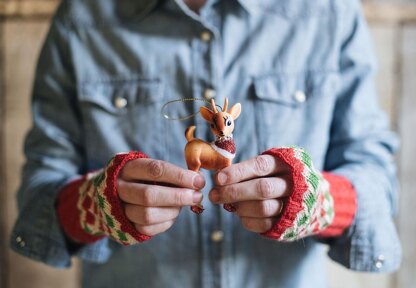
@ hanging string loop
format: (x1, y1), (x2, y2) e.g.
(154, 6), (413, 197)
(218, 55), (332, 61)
(161, 98), (222, 121)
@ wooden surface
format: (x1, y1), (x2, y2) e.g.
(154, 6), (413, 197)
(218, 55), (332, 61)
(397, 25), (416, 288)
(0, 1), (415, 288)
(3, 20), (80, 288)
(364, 1), (416, 23)
(0, 0), (58, 18)
(0, 18), (7, 288)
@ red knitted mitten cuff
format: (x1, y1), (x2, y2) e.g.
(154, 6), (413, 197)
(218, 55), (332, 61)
(57, 152), (151, 245)
(318, 172), (357, 238)
(260, 147), (356, 241)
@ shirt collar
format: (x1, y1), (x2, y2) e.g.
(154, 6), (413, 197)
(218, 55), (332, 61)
(133, 0), (255, 20)
(235, 0), (256, 14)
(205, 0), (256, 14)
(161, 0), (255, 14)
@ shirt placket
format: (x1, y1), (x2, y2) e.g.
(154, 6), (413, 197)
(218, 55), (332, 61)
(191, 9), (226, 288)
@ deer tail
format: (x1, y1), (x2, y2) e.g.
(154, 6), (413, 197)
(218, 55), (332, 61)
(185, 126), (196, 141)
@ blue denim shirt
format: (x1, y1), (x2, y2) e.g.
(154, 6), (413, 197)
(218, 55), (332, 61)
(10, 0), (401, 287)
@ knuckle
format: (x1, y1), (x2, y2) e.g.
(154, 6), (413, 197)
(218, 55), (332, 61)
(257, 179), (274, 199)
(234, 165), (245, 180)
(177, 170), (187, 185)
(116, 178), (123, 190)
(142, 187), (156, 206)
(142, 208), (155, 224)
(260, 201), (273, 216)
(227, 186), (239, 202)
(118, 162), (131, 180)
(278, 178), (289, 193)
(116, 180), (128, 200)
(260, 201), (272, 216)
(254, 156), (271, 175)
(226, 165), (244, 183)
(146, 160), (164, 179)
(174, 190), (187, 206)
(124, 205), (134, 221)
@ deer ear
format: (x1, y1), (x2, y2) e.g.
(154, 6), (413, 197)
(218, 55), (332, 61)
(228, 103), (241, 120)
(200, 106), (214, 122)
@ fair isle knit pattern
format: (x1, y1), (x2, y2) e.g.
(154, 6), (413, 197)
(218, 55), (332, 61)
(261, 147), (334, 242)
(77, 152), (151, 245)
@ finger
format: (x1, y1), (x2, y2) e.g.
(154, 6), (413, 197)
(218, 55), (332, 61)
(125, 204), (180, 225)
(118, 180), (203, 206)
(120, 158), (205, 189)
(240, 217), (275, 233)
(135, 220), (175, 237)
(209, 177), (290, 204)
(234, 199), (284, 218)
(215, 155), (290, 186)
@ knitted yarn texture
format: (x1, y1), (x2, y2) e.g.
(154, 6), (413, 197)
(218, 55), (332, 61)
(261, 147), (353, 241)
(57, 152), (151, 245)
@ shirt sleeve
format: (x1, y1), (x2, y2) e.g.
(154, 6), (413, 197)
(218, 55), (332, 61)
(324, 1), (401, 272)
(9, 9), (112, 268)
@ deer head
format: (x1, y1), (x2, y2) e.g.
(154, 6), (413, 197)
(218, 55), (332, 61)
(200, 98), (241, 138)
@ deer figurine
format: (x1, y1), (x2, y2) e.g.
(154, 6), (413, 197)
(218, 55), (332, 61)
(184, 98), (241, 213)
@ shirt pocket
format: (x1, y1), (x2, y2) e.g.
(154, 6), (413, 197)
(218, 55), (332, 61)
(77, 78), (167, 167)
(252, 72), (339, 153)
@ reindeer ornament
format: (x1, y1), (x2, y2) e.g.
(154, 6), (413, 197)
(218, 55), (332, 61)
(184, 98), (241, 213)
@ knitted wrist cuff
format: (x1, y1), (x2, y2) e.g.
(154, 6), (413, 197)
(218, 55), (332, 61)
(317, 172), (357, 238)
(260, 147), (335, 241)
(57, 151), (151, 245)
(57, 177), (104, 244)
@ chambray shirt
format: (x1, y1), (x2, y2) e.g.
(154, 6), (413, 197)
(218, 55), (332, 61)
(10, 0), (401, 287)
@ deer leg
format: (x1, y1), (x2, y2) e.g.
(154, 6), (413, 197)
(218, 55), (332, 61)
(186, 157), (201, 173)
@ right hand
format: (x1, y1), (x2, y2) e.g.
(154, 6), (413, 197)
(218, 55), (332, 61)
(117, 159), (205, 236)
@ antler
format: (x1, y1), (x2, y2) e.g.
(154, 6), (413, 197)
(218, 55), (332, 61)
(223, 98), (228, 112)
(210, 99), (218, 113)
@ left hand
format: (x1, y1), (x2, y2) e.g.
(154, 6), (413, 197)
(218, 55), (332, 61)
(209, 155), (293, 233)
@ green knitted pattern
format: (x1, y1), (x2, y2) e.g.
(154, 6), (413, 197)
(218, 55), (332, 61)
(279, 148), (334, 241)
(77, 157), (138, 245)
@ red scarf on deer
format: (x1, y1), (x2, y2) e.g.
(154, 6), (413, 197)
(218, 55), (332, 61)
(211, 136), (236, 159)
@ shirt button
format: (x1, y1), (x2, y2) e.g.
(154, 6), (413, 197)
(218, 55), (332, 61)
(374, 255), (385, 269)
(211, 230), (224, 242)
(16, 236), (26, 248)
(203, 89), (216, 100)
(114, 96), (128, 109)
(200, 31), (212, 42)
(294, 90), (306, 103)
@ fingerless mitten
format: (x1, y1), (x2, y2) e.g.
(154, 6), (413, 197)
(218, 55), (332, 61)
(57, 152), (151, 245)
(261, 147), (357, 241)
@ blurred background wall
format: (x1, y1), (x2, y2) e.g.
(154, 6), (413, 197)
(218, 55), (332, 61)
(0, 0), (415, 287)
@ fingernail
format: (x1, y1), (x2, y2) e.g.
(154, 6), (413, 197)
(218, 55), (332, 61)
(193, 175), (205, 189)
(193, 192), (203, 204)
(217, 172), (227, 185)
(210, 189), (219, 203)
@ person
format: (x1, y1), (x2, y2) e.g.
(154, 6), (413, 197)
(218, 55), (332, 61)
(10, 0), (401, 287)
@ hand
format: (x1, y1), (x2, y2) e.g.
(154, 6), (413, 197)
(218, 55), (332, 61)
(209, 155), (292, 233)
(118, 159), (205, 236)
